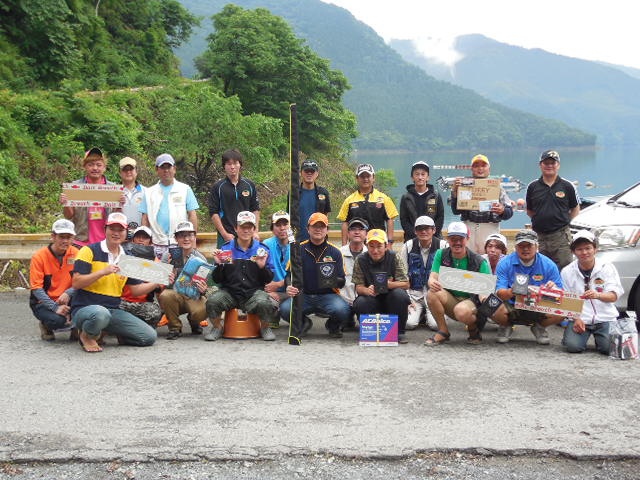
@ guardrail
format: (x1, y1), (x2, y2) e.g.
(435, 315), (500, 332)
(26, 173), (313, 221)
(0, 230), (520, 260)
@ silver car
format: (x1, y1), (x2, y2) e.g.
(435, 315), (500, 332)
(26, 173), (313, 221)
(570, 181), (640, 317)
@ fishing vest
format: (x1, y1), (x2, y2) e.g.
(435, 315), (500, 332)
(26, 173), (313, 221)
(440, 247), (485, 273)
(407, 238), (441, 290)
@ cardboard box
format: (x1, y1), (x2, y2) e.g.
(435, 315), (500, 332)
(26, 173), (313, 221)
(515, 285), (584, 318)
(62, 183), (123, 208)
(456, 178), (501, 211)
(359, 314), (398, 346)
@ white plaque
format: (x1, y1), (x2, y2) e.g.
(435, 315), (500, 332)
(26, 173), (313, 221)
(438, 266), (496, 295)
(117, 255), (173, 285)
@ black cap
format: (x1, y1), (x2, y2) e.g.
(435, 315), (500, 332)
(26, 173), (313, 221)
(348, 217), (369, 230)
(540, 150), (560, 162)
(301, 160), (319, 171)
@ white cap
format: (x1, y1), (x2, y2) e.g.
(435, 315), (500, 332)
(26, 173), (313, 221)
(271, 210), (290, 224)
(485, 233), (508, 249)
(414, 216), (435, 228)
(175, 221), (196, 234)
(571, 229), (597, 248)
(105, 212), (128, 229)
(237, 211), (257, 226)
(446, 221), (468, 238)
(133, 226), (153, 238)
(52, 219), (76, 235)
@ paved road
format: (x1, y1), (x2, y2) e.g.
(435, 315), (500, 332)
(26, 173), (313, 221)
(1, 290), (639, 468)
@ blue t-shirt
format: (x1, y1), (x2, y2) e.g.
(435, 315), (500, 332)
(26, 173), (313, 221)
(263, 236), (289, 289)
(298, 188), (317, 241)
(496, 252), (562, 304)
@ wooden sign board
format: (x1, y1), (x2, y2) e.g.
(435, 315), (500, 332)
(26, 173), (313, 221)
(117, 255), (173, 285)
(439, 266), (496, 295)
(62, 183), (123, 208)
(515, 285), (584, 318)
(456, 178), (501, 211)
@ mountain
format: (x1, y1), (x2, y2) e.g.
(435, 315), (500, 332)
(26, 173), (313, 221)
(390, 34), (640, 146)
(175, 0), (594, 151)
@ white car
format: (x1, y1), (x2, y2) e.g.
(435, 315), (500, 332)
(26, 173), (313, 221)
(570, 181), (640, 318)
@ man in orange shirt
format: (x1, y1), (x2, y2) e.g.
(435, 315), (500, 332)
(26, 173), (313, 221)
(29, 219), (79, 340)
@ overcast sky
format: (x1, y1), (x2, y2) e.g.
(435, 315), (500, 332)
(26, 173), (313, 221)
(322, 0), (640, 69)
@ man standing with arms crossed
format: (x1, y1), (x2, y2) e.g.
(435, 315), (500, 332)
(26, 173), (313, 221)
(526, 150), (580, 269)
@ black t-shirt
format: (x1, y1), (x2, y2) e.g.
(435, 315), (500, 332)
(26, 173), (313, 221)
(526, 176), (579, 233)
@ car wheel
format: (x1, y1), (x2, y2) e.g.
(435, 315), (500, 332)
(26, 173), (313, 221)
(634, 286), (640, 331)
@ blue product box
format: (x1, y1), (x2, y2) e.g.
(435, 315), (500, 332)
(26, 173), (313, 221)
(359, 314), (398, 346)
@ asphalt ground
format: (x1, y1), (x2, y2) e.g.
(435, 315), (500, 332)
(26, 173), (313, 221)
(1, 290), (639, 475)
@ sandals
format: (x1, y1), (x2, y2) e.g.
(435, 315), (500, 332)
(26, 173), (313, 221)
(467, 325), (483, 345)
(424, 330), (451, 346)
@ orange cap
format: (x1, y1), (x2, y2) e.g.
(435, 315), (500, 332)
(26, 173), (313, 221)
(308, 212), (329, 226)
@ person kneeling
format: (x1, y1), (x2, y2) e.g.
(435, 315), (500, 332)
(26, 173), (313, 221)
(352, 229), (411, 344)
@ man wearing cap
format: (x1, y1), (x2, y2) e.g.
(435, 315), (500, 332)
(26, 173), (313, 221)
(120, 226), (163, 328)
(70, 212), (160, 352)
(450, 154), (513, 254)
(560, 230), (623, 354)
(139, 153), (199, 255)
(352, 229), (411, 343)
(400, 161), (444, 240)
(208, 149), (260, 247)
(483, 233), (508, 275)
(263, 211), (291, 328)
(119, 156), (145, 238)
(29, 219), (79, 341)
(400, 216), (447, 331)
(492, 229), (565, 345)
(339, 218), (368, 310)
(294, 159), (331, 242)
(337, 163), (399, 246)
(424, 221), (492, 346)
(526, 150), (580, 269)
(60, 147), (118, 247)
(279, 212), (351, 338)
(205, 211), (276, 341)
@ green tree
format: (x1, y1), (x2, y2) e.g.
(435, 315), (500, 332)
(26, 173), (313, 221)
(195, 4), (357, 156)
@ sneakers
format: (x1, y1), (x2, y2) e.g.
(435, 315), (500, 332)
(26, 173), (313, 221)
(39, 323), (55, 341)
(496, 325), (514, 344)
(204, 326), (223, 341)
(260, 327), (276, 341)
(397, 333), (409, 344)
(531, 323), (550, 345)
(166, 330), (182, 340)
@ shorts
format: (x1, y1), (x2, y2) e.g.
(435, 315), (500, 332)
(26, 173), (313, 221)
(504, 302), (546, 325)
(442, 291), (476, 320)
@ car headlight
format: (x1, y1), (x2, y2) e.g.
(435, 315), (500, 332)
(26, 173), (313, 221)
(595, 226), (640, 249)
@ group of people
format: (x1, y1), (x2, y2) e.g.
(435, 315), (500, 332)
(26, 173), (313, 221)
(29, 147), (622, 355)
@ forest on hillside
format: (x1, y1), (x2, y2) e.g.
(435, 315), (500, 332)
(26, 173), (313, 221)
(0, 1), (358, 233)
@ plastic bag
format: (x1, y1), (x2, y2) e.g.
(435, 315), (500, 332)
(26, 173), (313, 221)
(609, 318), (638, 360)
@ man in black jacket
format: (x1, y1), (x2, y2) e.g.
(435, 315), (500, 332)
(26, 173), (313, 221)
(400, 161), (444, 239)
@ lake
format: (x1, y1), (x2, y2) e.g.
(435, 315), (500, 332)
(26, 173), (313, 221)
(349, 146), (640, 230)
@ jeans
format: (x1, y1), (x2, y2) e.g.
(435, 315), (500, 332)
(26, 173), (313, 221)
(72, 305), (157, 346)
(31, 303), (69, 331)
(352, 288), (411, 335)
(562, 321), (611, 354)
(279, 293), (351, 332)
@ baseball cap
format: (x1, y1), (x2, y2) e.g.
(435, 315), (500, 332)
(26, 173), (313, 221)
(571, 229), (597, 249)
(271, 210), (290, 224)
(175, 221), (196, 234)
(485, 233), (508, 250)
(308, 212), (329, 226)
(356, 163), (375, 176)
(83, 147), (104, 165)
(514, 229), (538, 245)
(366, 229), (388, 244)
(119, 157), (137, 169)
(237, 211), (257, 226)
(52, 219), (76, 235)
(301, 160), (319, 172)
(132, 225), (153, 238)
(348, 217), (369, 230)
(414, 216), (435, 229)
(540, 150), (560, 162)
(411, 161), (430, 174)
(446, 221), (469, 238)
(155, 153), (175, 167)
(105, 212), (128, 229)
(471, 154), (490, 167)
